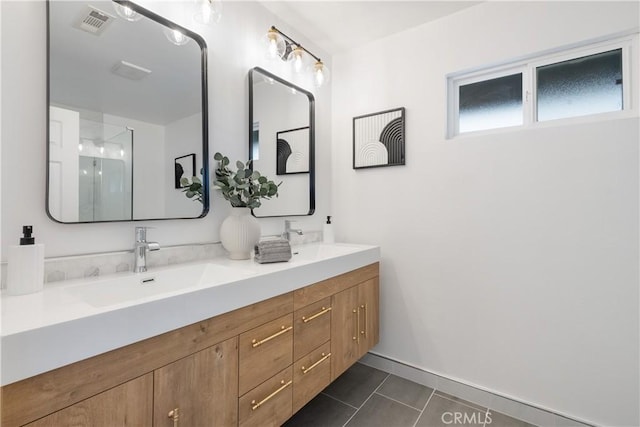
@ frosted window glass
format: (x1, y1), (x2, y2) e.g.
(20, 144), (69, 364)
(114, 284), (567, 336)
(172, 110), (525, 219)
(459, 73), (523, 133)
(537, 49), (622, 121)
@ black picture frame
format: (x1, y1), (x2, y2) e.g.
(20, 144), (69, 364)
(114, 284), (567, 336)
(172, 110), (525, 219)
(174, 153), (196, 189)
(353, 107), (405, 169)
(276, 126), (310, 175)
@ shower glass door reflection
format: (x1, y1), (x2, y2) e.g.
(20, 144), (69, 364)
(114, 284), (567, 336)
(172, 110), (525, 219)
(79, 125), (133, 221)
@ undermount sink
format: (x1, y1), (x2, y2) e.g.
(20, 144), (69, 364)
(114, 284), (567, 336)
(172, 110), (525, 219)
(66, 262), (255, 308)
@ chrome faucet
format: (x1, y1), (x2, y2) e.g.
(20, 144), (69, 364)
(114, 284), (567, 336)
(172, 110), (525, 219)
(134, 227), (160, 273)
(283, 220), (304, 241)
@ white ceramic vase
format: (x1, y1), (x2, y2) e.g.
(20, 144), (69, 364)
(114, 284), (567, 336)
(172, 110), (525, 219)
(220, 207), (261, 260)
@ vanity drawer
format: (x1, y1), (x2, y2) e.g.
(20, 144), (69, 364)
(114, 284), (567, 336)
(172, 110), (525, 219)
(294, 297), (332, 360)
(238, 366), (293, 427)
(293, 341), (332, 413)
(239, 313), (293, 395)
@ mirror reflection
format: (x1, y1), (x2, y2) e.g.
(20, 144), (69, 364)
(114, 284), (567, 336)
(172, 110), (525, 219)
(47, 0), (209, 223)
(249, 67), (315, 217)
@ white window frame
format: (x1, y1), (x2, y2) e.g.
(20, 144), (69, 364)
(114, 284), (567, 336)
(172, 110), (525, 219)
(447, 33), (638, 139)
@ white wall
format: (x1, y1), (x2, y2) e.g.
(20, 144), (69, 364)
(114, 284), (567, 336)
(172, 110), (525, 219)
(0, 0), (332, 258)
(331, 2), (639, 426)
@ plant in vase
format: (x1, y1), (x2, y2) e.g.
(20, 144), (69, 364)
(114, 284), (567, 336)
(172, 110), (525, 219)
(182, 152), (280, 259)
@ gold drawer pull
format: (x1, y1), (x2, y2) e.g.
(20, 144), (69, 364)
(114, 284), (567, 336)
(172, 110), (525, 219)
(167, 408), (179, 427)
(251, 379), (292, 410)
(360, 304), (367, 337)
(302, 306), (332, 323)
(301, 352), (331, 374)
(352, 309), (358, 341)
(252, 325), (293, 348)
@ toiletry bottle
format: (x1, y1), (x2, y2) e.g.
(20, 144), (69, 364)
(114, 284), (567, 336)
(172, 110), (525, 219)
(323, 216), (335, 244)
(6, 226), (45, 295)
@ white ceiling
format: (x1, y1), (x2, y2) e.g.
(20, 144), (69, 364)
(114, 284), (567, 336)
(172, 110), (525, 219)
(258, 1), (481, 55)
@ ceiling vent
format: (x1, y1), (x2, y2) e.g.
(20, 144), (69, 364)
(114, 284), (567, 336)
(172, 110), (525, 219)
(111, 61), (152, 80)
(74, 5), (115, 36)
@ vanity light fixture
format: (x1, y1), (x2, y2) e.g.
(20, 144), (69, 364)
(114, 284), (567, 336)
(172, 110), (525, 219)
(262, 25), (330, 89)
(164, 27), (190, 46)
(113, 2), (142, 22)
(194, 0), (222, 25)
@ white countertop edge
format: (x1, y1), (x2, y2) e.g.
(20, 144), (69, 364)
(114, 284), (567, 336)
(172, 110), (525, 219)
(1, 244), (380, 385)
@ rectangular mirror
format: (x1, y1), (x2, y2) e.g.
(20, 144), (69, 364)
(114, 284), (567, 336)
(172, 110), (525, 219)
(47, 0), (209, 223)
(249, 67), (315, 217)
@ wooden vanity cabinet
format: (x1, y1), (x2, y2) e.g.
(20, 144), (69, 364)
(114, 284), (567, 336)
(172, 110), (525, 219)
(2, 263), (379, 427)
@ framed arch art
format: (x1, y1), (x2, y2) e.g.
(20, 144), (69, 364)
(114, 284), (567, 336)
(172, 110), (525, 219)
(353, 107), (405, 169)
(276, 126), (310, 175)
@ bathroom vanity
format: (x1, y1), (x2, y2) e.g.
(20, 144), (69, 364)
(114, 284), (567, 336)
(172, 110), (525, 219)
(1, 243), (379, 426)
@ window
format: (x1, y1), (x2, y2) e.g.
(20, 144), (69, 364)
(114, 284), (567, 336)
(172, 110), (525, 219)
(459, 72), (523, 133)
(536, 49), (622, 122)
(448, 35), (636, 137)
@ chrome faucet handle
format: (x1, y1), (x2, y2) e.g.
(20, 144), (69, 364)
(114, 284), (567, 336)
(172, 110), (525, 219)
(135, 226), (155, 242)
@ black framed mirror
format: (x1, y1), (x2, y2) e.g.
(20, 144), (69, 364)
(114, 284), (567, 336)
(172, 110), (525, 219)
(249, 67), (315, 217)
(46, 0), (209, 223)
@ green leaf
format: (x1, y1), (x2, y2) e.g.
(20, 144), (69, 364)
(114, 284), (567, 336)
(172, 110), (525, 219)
(214, 152), (223, 161)
(192, 176), (202, 184)
(236, 160), (244, 170)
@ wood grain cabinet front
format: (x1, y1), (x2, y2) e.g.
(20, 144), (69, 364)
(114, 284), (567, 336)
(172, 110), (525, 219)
(153, 337), (238, 427)
(293, 297), (332, 360)
(238, 366), (293, 427)
(331, 276), (379, 380)
(292, 341), (332, 413)
(238, 313), (294, 396)
(25, 374), (153, 427)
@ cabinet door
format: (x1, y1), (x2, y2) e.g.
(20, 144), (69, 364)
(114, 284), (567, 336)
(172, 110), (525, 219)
(26, 374), (152, 427)
(331, 278), (380, 380)
(154, 337), (238, 427)
(358, 278), (380, 353)
(331, 285), (360, 380)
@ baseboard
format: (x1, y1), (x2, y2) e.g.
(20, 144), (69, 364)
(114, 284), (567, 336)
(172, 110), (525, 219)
(359, 352), (595, 427)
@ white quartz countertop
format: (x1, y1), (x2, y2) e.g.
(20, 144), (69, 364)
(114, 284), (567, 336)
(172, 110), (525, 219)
(1, 243), (380, 386)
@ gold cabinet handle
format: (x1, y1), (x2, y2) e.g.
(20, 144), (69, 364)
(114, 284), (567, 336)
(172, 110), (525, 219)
(167, 408), (179, 427)
(301, 352), (331, 374)
(302, 306), (332, 323)
(252, 325), (293, 348)
(356, 306), (361, 343)
(251, 379), (292, 410)
(360, 304), (367, 338)
(352, 309), (358, 341)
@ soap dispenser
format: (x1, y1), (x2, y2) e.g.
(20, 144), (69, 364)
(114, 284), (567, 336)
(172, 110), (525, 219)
(6, 226), (45, 295)
(323, 216), (335, 244)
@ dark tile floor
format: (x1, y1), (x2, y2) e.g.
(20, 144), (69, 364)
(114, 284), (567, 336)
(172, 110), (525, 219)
(284, 362), (538, 427)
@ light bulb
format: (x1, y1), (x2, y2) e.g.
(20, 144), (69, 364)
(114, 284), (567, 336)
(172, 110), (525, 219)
(99, 146), (105, 154)
(113, 3), (142, 22)
(194, 0), (222, 25)
(120, 148), (125, 157)
(291, 47), (304, 73)
(311, 60), (330, 88)
(78, 142), (83, 152)
(261, 28), (285, 60)
(164, 27), (190, 46)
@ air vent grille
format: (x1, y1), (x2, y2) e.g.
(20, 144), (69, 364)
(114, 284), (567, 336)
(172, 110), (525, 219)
(74, 6), (114, 35)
